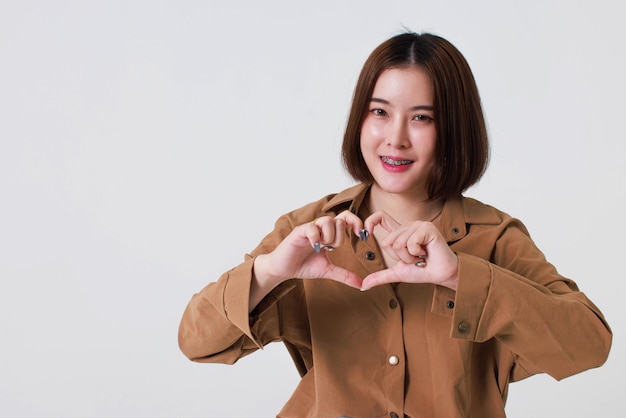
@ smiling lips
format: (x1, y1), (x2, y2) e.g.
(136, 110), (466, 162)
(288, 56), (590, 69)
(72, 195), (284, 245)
(381, 156), (414, 166)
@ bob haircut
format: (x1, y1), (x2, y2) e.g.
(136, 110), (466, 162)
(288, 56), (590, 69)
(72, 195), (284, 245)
(342, 32), (489, 200)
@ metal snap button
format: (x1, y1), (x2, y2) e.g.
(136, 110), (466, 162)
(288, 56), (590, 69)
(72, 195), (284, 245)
(458, 321), (470, 334)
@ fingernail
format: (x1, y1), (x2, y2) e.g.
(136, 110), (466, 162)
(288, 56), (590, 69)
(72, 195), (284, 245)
(314, 242), (321, 253)
(359, 229), (369, 241)
(323, 245), (334, 252)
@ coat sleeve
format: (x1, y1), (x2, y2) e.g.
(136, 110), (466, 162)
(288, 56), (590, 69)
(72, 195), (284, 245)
(177, 213), (314, 367)
(177, 256), (295, 363)
(449, 220), (612, 381)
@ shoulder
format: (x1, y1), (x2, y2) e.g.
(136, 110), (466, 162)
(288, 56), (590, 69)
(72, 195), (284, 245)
(279, 183), (369, 227)
(459, 196), (514, 223)
(444, 195), (512, 226)
(441, 195), (531, 242)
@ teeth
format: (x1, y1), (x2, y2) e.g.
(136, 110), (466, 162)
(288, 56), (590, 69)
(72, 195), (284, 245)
(381, 156), (413, 166)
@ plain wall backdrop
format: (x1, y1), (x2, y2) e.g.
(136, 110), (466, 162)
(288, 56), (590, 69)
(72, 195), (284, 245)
(1, 0), (624, 416)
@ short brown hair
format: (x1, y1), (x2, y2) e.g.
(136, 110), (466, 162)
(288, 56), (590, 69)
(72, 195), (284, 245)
(342, 32), (489, 199)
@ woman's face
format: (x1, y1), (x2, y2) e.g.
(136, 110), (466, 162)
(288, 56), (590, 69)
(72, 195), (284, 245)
(360, 66), (437, 199)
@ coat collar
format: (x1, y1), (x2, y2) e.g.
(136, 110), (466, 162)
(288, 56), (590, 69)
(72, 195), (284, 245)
(322, 183), (502, 244)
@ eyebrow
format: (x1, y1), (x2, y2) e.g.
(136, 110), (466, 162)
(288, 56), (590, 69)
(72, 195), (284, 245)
(370, 97), (434, 111)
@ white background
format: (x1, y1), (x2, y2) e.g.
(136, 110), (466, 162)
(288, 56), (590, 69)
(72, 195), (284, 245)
(1, 0), (624, 417)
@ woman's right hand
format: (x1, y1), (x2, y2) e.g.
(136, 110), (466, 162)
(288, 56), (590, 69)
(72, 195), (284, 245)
(250, 211), (365, 309)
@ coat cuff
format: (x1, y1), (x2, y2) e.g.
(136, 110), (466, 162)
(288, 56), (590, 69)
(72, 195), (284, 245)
(449, 252), (492, 340)
(222, 257), (297, 347)
(222, 258), (257, 343)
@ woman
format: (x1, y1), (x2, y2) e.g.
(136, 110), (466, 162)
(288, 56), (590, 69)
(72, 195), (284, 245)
(178, 32), (611, 417)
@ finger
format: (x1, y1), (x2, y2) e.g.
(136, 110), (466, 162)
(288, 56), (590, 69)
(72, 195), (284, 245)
(379, 227), (412, 264)
(317, 216), (351, 250)
(383, 222), (430, 258)
(315, 217), (347, 251)
(304, 220), (323, 252)
(316, 216), (337, 246)
(405, 224), (436, 256)
(391, 245), (419, 265)
(321, 215), (363, 251)
(415, 255), (427, 268)
(406, 239), (428, 258)
(374, 224), (415, 264)
(335, 210), (367, 240)
(306, 215), (351, 253)
(378, 244), (417, 265)
(364, 210), (401, 234)
(381, 220), (415, 247)
(331, 217), (348, 248)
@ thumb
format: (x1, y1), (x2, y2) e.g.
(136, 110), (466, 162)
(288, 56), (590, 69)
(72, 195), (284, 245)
(323, 264), (364, 290)
(360, 268), (400, 291)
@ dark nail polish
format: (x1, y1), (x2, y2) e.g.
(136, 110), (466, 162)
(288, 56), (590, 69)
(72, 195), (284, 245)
(359, 229), (369, 241)
(314, 242), (321, 253)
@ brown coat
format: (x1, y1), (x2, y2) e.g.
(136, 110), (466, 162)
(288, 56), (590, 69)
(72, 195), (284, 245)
(178, 183), (611, 417)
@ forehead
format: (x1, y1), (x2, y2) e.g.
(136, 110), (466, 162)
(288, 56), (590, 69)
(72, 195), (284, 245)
(372, 67), (433, 101)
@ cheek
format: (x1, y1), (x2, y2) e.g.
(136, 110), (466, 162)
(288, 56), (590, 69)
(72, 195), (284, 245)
(427, 131), (438, 156)
(358, 126), (378, 168)
(359, 131), (376, 160)
(411, 127), (437, 153)
(360, 119), (383, 148)
(424, 136), (438, 170)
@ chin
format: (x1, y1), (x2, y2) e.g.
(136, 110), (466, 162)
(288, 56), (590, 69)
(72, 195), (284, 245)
(374, 181), (419, 195)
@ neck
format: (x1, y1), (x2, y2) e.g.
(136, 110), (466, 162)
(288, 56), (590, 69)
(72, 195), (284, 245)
(367, 184), (444, 225)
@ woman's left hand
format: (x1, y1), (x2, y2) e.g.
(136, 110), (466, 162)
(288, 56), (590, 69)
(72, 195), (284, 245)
(360, 211), (459, 291)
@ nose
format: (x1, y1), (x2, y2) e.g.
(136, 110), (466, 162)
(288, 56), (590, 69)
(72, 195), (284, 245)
(386, 119), (410, 149)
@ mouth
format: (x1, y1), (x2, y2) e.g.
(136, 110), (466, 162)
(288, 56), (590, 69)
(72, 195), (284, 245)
(381, 156), (414, 166)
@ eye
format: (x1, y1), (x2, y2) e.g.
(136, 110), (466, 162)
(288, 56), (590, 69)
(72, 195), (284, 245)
(413, 114), (434, 122)
(370, 108), (388, 117)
